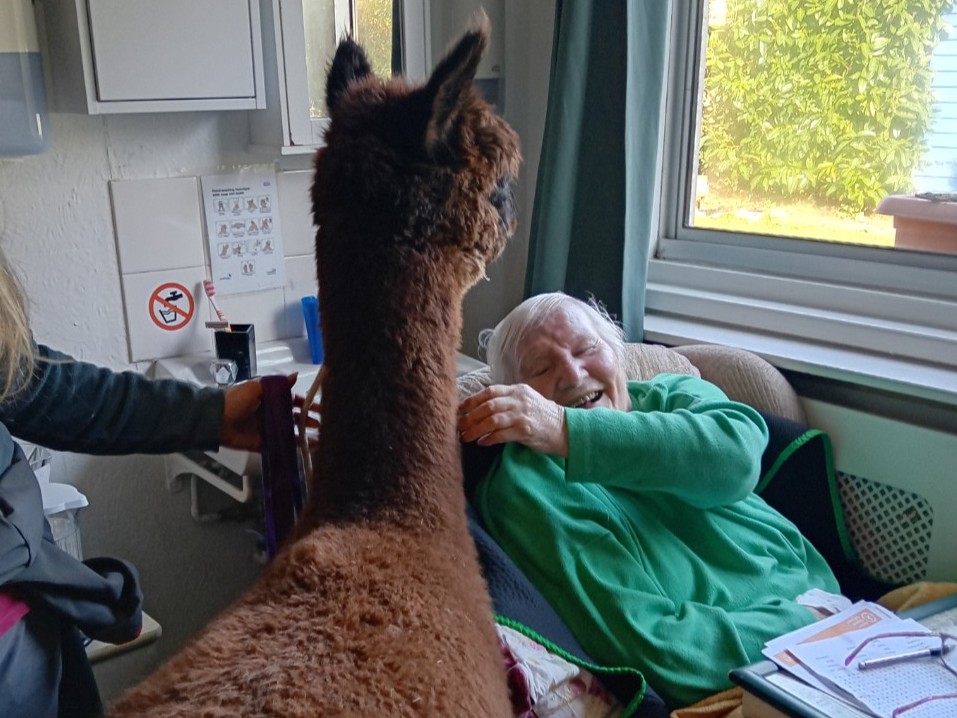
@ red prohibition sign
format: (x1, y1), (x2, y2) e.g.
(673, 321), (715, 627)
(149, 282), (195, 331)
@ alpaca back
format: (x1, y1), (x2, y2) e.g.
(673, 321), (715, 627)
(108, 14), (520, 718)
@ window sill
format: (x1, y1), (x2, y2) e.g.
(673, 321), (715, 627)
(644, 262), (957, 409)
(644, 314), (957, 408)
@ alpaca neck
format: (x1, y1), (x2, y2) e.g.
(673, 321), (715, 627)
(305, 265), (466, 529)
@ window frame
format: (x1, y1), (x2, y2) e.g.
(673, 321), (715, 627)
(649, 0), (957, 395)
(280, 0), (430, 149)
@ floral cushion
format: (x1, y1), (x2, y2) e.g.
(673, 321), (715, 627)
(498, 624), (622, 718)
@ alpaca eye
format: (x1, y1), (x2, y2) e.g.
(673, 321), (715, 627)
(489, 177), (510, 210)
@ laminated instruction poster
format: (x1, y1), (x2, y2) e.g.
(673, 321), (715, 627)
(202, 170), (285, 295)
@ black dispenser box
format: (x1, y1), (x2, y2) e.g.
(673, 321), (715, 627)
(214, 324), (257, 382)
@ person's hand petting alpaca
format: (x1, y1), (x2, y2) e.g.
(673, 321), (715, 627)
(458, 383), (568, 457)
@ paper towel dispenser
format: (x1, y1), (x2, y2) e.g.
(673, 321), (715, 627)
(0, 0), (50, 156)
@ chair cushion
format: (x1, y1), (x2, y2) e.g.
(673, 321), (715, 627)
(621, 343), (700, 381)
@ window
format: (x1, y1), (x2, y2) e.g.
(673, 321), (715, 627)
(302, 0), (398, 121)
(653, 0), (957, 386)
(278, 0), (429, 149)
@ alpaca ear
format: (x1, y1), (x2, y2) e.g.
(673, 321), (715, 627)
(420, 11), (489, 156)
(326, 37), (373, 114)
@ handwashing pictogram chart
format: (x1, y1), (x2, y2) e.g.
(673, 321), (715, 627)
(201, 170), (285, 295)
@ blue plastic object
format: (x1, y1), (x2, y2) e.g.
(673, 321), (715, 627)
(301, 296), (324, 364)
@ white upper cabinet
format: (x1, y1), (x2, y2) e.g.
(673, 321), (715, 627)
(41, 0), (266, 113)
(249, 0), (430, 154)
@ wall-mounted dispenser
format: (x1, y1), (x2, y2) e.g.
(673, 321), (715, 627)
(0, 0), (50, 156)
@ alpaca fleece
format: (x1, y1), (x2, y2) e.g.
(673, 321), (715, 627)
(108, 14), (520, 718)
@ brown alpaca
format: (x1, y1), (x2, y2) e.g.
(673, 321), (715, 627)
(107, 16), (520, 718)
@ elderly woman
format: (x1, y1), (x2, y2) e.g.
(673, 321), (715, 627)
(0, 250), (274, 718)
(458, 291), (843, 708)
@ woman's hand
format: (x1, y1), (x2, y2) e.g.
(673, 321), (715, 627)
(458, 383), (568, 457)
(219, 374), (298, 452)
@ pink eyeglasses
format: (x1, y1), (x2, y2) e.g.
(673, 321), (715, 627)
(843, 630), (957, 717)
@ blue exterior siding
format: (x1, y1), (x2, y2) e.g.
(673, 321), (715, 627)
(915, 10), (957, 192)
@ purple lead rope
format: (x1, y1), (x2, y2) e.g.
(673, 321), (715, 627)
(259, 375), (306, 559)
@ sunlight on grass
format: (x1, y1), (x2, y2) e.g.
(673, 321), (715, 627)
(694, 189), (896, 248)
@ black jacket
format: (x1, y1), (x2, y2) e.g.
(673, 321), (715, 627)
(0, 433), (142, 717)
(0, 345), (225, 717)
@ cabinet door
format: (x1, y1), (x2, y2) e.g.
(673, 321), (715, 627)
(87, 0), (256, 101)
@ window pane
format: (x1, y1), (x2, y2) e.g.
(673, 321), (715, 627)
(302, 0), (337, 119)
(355, 0), (395, 77)
(690, 0), (957, 257)
(301, 0), (395, 119)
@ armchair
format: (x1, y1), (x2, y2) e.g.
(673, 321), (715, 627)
(457, 341), (887, 717)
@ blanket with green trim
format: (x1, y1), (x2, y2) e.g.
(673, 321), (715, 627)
(467, 502), (662, 717)
(754, 412), (898, 601)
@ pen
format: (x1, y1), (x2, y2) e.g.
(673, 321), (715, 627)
(858, 644), (951, 670)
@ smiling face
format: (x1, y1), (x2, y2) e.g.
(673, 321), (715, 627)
(517, 303), (631, 412)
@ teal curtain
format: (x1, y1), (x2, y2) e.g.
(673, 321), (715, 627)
(525, 1), (670, 341)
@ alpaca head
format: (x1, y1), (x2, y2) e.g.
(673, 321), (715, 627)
(311, 12), (521, 294)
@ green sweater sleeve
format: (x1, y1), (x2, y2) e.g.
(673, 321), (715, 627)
(564, 374), (769, 508)
(0, 344), (225, 455)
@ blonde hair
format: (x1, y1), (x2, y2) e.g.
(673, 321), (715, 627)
(0, 251), (35, 402)
(479, 292), (625, 384)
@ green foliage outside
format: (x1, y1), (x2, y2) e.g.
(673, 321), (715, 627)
(701, 0), (954, 213)
(355, 0), (394, 77)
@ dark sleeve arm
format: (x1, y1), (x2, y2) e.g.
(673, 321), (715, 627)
(0, 345), (225, 455)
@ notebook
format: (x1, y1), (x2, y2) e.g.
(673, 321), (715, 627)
(730, 593), (957, 718)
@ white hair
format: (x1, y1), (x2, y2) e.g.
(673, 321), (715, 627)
(478, 292), (625, 384)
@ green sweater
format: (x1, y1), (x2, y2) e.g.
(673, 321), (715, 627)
(474, 374), (839, 708)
